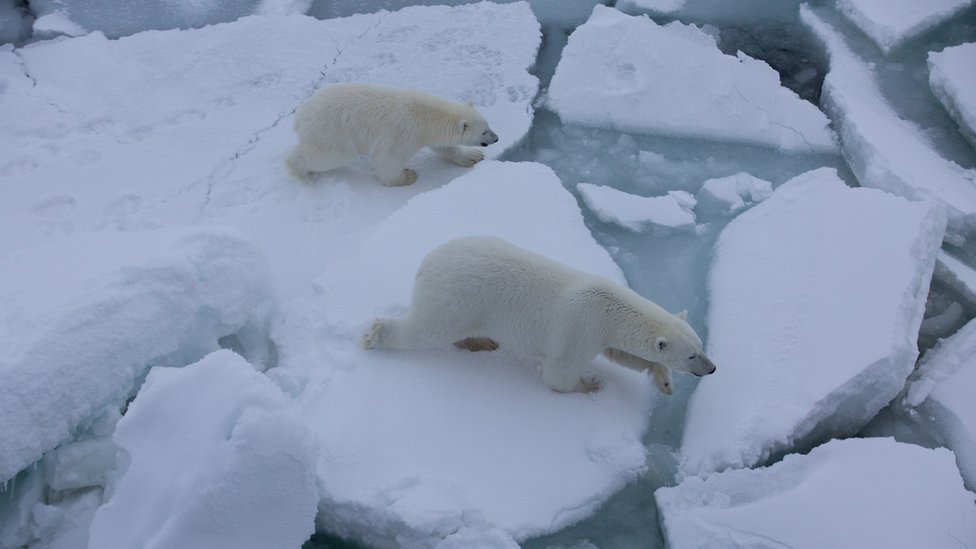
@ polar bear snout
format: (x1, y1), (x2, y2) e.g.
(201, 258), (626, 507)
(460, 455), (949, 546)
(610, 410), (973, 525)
(689, 353), (717, 377)
(481, 130), (498, 147)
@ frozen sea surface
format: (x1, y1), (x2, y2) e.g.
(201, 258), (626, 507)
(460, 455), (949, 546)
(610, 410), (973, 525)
(835, 0), (974, 55)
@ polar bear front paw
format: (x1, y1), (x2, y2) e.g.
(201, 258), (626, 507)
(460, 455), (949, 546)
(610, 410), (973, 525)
(361, 319), (385, 349)
(576, 376), (603, 393)
(456, 147), (485, 167)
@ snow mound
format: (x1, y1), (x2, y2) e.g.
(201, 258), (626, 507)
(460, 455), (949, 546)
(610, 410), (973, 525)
(88, 350), (318, 549)
(577, 183), (697, 233)
(801, 5), (976, 246)
(929, 42), (976, 151)
(680, 168), (946, 477)
(694, 172), (773, 215)
(0, 227), (271, 483)
(548, 5), (836, 153)
(658, 438), (976, 548)
(273, 161), (658, 547)
(907, 317), (976, 491)
(835, 0), (974, 55)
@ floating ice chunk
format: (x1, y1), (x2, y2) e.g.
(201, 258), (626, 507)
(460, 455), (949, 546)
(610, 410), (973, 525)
(88, 350), (318, 549)
(0, 227), (271, 483)
(274, 161), (657, 546)
(801, 6), (976, 245)
(577, 182), (697, 233)
(616, 0), (686, 16)
(548, 6), (836, 153)
(906, 318), (976, 490)
(694, 172), (773, 215)
(934, 250), (976, 308)
(658, 438), (976, 548)
(835, 0), (974, 55)
(680, 168), (946, 477)
(929, 42), (976, 151)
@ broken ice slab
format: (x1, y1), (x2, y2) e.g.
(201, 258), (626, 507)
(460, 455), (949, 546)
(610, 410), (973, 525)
(929, 42), (976, 151)
(680, 168), (946, 477)
(906, 317), (976, 491)
(657, 438), (976, 548)
(273, 161), (658, 547)
(547, 6), (836, 153)
(0, 227), (272, 483)
(694, 172), (773, 216)
(802, 5), (976, 246)
(577, 182), (697, 233)
(835, 0), (975, 55)
(88, 350), (318, 549)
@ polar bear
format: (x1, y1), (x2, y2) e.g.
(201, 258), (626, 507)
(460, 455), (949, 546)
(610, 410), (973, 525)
(286, 83), (499, 186)
(361, 236), (716, 394)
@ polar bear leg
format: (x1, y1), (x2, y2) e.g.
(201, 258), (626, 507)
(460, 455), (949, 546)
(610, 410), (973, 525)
(361, 316), (460, 350)
(542, 354), (591, 393)
(433, 146), (485, 168)
(375, 162), (418, 187)
(287, 144), (354, 181)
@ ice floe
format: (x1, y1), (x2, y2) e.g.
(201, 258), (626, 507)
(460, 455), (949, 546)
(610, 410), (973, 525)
(273, 161), (659, 547)
(88, 350), (318, 549)
(548, 5), (836, 153)
(577, 183), (697, 233)
(929, 42), (976, 151)
(0, 227), (271, 483)
(802, 5), (976, 245)
(679, 168), (946, 477)
(658, 438), (976, 548)
(694, 172), (773, 216)
(835, 0), (974, 55)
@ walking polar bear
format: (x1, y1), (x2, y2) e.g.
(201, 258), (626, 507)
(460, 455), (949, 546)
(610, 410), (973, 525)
(286, 83), (499, 186)
(362, 236), (716, 394)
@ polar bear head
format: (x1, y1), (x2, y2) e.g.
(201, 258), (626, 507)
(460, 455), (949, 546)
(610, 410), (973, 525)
(457, 106), (498, 147)
(647, 310), (717, 377)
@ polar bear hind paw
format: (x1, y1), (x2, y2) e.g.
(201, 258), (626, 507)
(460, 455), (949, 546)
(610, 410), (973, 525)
(576, 376), (603, 393)
(381, 169), (417, 187)
(361, 319), (385, 349)
(454, 337), (499, 352)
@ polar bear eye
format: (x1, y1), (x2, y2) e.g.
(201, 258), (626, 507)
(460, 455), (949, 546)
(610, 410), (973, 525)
(688, 354), (698, 360)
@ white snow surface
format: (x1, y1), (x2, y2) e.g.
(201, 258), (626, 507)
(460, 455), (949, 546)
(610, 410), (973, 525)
(272, 161), (659, 547)
(88, 350), (318, 549)
(835, 0), (974, 55)
(0, 227), (271, 483)
(680, 168), (947, 477)
(694, 172), (773, 215)
(907, 317), (976, 491)
(657, 437), (976, 549)
(802, 5), (976, 245)
(577, 182), (697, 233)
(547, 6), (836, 153)
(929, 42), (976, 150)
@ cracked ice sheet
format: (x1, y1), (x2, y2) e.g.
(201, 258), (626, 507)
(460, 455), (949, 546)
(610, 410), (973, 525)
(0, 227), (271, 483)
(801, 6), (976, 245)
(0, 3), (541, 301)
(679, 168), (946, 477)
(657, 438), (976, 549)
(929, 42), (976, 151)
(906, 317), (976, 491)
(576, 183), (697, 234)
(547, 5), (836, 153)
(835, 0), (974, 55)
(272, 162), (658, 547)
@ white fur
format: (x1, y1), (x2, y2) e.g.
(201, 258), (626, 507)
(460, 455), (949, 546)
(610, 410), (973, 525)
(362, 236), (716, 393)
(286, 83), (498, 186)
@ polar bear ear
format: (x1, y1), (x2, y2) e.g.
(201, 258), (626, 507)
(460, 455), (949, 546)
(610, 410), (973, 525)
(656, 337), (668, 352)
(676, 310), (688, 321)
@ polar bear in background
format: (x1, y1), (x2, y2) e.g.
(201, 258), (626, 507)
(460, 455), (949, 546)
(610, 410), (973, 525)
(286, 83), (499, 186)
(362, 236), (716, 394)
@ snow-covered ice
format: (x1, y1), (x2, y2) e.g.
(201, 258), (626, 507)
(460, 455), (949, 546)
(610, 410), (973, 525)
(934, 249), (976, 309)
(577, 183), (697, 233)
(616, 0), (685, 16)
(657, 437), (976, 548)
(680, 168), (946, 477)
(273, 161), (659, 547)
(548, 6), (836, 153)
(88, 350), (318, 549)
(906, 317), (976, 491)
(835, 0), (974, 55)
(929, 42), (976, 151)
(802, 5), (976, 245)
(0, 227), (271, 483)
(694, 172), (773, 215)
